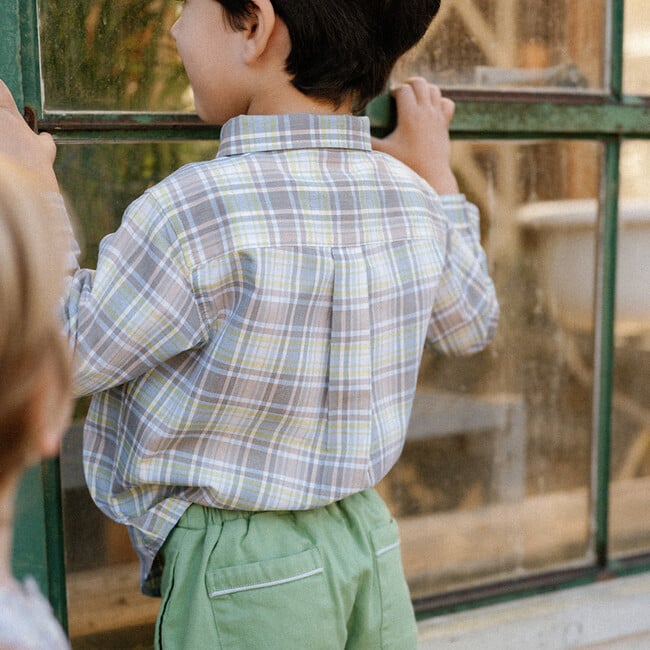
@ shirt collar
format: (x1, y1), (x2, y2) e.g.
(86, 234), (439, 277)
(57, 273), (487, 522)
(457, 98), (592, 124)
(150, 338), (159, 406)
(217, 113), (372, 157)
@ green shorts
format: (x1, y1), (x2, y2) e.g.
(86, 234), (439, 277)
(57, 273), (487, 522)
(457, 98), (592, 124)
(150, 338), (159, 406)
(155, 489), (418, 649)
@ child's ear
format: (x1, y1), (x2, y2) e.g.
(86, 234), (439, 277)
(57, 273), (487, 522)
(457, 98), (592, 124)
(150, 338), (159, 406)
(241, 0), (277, 64)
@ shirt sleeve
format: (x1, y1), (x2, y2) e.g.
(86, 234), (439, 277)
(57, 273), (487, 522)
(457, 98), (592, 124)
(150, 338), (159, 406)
(426, 194), (499, 355)
(45, 191), (81, 277)
(59, 191), (210, 397)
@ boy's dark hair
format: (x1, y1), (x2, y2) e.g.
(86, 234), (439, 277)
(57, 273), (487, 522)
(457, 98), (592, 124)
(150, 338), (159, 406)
(216, 0), (441, 109)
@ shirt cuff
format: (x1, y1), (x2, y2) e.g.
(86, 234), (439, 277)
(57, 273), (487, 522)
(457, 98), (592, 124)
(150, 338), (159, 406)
(438, 193), (481, 230)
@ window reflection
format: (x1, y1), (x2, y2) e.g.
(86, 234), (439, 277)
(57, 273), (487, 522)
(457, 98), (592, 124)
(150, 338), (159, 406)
(624, 0), (650, 95)
(56, 139), (609, 632)
(610, 140), (650, 558)
(393, 0), (606, 92)
(37, 0), (613, 113)
(39, 0), (190, 112)
(379, 140), (602, 597)
(56, 141), (217, 647)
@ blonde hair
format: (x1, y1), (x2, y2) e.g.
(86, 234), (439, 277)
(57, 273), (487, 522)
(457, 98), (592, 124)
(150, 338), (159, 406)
(0, 154), (71, 483)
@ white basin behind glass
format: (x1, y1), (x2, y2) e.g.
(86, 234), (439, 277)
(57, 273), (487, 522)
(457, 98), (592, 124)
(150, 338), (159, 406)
(517, 199), (650, 336)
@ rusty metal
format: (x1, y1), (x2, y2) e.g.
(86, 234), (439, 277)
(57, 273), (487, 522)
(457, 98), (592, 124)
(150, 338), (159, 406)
(23, 103), (38, 131)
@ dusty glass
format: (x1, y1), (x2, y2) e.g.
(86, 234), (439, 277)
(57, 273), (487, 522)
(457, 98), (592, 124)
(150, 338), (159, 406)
(624, 0), (650, 95)
(392, 0), (607, 92)
(38, 0), (191, 112)
(57, 137), (605, 629)
(609, 139), (650, 558)
(377, 140), (603, 597)
(56, 141), (217, 647)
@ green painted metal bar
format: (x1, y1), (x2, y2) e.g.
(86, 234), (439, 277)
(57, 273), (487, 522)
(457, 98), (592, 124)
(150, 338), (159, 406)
(11, 461), (68, 630)
(592, 139), (620, 568)
(43, 96), (650, 140)
(449, 99), (650, 138)
(18, 0), (41, 113)
(592, 0), (624, 569)
(0, 0), (23, 105)
(609, 0), (624, 101)
(40, 458), (68, 630)
(364, 90), (650, 138)
(12, 466), (50, 593)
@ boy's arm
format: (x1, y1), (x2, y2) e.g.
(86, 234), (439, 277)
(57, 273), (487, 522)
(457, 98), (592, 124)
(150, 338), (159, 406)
(371, 77), (458, 195)
(373, 78), (499, 354)
(63, 192), (211, 396)
(425, 195), (499, 355)
(0, 81), (78, 272)
(0, 80), (59, 192)
(0, 80), (209, 395)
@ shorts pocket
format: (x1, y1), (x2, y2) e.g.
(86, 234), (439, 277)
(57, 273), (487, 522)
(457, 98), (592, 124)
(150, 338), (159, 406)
(370, 520), (418, 650)
(206, 547), (338, 649)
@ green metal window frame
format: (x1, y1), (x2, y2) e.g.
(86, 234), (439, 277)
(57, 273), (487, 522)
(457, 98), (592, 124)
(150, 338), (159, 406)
(2, 0), (649, 630)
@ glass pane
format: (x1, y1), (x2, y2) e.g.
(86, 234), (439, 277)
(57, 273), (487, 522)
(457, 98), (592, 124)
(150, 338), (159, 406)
(55, 139), (607, 625)
(393, 0), (606, 92)
(56, 141), (217, 647)
(624, 0), (650, 95)
(38, 1), (190, 112)
(609, 140), (650, 557)
(378, 140), (603, 598)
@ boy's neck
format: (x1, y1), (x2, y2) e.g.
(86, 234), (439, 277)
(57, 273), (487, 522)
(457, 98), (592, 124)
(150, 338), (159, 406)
(245, 82), (353, 117)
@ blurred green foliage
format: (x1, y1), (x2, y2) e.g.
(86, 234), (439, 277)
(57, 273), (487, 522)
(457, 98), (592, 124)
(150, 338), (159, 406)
(40, 0), (190, 111)
(39, 1), (216, 263)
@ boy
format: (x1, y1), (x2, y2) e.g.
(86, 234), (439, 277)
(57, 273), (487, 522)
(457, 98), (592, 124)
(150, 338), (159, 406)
(0, 0), (499, 647)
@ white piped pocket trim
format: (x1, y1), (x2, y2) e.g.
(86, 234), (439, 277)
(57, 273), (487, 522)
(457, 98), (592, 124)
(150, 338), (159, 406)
(208, 567), (324, 598)
(374, 541), (400, 558)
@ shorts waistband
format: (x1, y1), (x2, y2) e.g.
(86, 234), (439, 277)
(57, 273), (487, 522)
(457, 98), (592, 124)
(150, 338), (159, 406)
(175, 489), (382, 530)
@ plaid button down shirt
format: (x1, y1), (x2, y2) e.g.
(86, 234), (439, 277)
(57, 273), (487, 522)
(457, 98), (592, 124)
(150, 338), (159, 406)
(61, 113), (498, 594)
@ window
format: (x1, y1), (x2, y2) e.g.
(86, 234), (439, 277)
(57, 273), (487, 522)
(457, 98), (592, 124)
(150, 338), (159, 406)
(4, 0), (649, 645)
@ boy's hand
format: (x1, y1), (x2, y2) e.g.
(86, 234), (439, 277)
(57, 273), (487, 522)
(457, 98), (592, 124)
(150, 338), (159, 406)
(372, 78), (459, 194)
(0, 79), (59, 192)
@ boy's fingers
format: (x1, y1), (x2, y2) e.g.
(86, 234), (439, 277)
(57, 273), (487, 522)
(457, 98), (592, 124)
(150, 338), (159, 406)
(391, 82), (418, 117)
(403, 77), (434, 104)
(39, 132), (57, 159)
(394, 77), (448, 111)
(429, 84), (443, 103)
(441, 97), (455, 123)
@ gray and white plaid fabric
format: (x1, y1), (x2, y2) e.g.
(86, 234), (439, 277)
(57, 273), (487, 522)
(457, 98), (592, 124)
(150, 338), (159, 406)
(59, 113), (498, 594)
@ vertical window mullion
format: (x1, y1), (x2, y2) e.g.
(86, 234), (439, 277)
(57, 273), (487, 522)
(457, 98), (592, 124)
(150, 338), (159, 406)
(0, 0), (23, 104)
(591, 0), (624, 568)
(592, 139), (620, 567)
(18, 0), (41, 113)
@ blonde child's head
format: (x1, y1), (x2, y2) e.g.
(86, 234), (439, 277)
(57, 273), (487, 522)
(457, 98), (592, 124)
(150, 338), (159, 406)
(0, 154), (71, 486)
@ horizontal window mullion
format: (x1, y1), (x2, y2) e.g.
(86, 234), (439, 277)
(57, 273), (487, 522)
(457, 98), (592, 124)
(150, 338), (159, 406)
(40, 112), (219, 141)
(365, 93), (650, 138)
(451, 101), (650, 138)
(40, 93), (650, 141)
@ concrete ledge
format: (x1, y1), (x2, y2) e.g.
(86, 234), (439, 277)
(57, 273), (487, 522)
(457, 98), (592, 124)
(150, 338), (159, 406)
(418, 572), (650, 649)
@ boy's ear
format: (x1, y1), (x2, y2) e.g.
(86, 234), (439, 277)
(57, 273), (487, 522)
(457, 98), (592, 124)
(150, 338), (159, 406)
(241, 0), (277, 64)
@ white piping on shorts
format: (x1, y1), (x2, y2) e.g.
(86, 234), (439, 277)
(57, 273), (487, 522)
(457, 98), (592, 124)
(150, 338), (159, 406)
(374, 541), (400, 558)
(208, 567), (324, 598)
